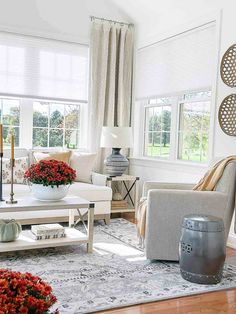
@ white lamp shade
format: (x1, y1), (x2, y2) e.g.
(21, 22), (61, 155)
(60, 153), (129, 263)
(100, 127), (133, 148)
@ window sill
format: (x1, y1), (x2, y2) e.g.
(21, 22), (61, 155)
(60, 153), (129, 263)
(130, 156), (208, 166)
(129, 156), (208, 173)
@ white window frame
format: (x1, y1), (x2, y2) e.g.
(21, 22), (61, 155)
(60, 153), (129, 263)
(0, 94), (88, 150)
(143, 99), (174, 159)
(176, 91), (212, 163)
(139, 88), (213, 164)
(32, 100), (81, 149)
(0, 96), (21, 147)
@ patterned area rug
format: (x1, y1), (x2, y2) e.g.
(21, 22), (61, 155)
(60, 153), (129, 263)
(1, 218), (236, 313)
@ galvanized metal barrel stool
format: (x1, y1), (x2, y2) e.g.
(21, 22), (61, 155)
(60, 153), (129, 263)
(179, 214), (226, 284)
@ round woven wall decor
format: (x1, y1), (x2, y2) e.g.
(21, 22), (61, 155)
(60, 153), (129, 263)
(220, 44), (236, 87)
(218, 94), (236, 136)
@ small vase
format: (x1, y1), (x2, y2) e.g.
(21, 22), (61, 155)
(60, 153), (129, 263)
(31, 184), (69, 201)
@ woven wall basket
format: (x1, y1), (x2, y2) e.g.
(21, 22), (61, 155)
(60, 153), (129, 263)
(218, 94), (236, 136)
(220, 44), (236, 87)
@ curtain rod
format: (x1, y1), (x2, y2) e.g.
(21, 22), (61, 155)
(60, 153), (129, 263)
(90, 15), (133, 26)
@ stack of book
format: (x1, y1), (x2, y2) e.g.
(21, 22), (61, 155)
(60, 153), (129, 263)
(30, 224), (66, 240)
(112, 200), (128, 210)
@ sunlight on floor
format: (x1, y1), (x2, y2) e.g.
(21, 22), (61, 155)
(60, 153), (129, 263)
(93, 242), (143, 257)
(126, 256), (146, 262)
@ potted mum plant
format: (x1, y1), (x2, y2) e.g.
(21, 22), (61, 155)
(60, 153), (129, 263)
(24, 159), (76, 201)
(0, 269), (58, 313)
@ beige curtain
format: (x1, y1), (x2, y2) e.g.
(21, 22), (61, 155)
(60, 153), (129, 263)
(88, 19), (134, 172)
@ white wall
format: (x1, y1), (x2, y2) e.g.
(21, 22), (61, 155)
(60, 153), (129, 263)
(0, 0), (131, 44)
(214, 3), (236, 156)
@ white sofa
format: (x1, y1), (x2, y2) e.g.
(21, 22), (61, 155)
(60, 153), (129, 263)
(0, 148), (112, 225)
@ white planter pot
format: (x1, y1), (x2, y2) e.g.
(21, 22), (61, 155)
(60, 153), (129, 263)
(31, 184), (70, 201)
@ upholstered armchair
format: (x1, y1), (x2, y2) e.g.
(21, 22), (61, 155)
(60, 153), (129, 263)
(143, 162), (236, 261)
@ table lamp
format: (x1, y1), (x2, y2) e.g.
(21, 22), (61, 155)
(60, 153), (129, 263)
(100, 126), (133, 176)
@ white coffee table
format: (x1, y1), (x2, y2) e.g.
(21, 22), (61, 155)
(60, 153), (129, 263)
(0, 196), (94, 253)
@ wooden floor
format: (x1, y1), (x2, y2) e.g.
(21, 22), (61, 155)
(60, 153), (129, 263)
(96, 213), (236, 314)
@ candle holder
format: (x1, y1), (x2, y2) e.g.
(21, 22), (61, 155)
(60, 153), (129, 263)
(0, 152), (4, 201)
(6, 158), (17, 204)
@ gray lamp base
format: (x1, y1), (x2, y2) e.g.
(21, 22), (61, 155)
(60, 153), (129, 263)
(104, 148), (129, 176)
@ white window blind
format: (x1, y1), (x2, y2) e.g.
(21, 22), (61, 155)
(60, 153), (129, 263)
(136, 23), (216, 99)
(0, 32), (88, 101)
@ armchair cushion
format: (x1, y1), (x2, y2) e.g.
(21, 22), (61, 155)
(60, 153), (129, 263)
(68, 182), (112, 201)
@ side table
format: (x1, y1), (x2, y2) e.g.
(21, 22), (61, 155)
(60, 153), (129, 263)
(106, 175), (139, 217)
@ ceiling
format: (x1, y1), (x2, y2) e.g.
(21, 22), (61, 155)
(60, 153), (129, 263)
(110, 0), (221, 23)
(0, 0), (233, 48)
(110, 0), (225, 46)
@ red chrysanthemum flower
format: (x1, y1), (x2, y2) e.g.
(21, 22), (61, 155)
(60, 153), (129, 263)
(0, 269), (58, 313)
(24, 159), (76, 187)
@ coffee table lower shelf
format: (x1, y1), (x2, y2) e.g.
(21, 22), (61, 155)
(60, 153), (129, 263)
(0, 228), (89, 252)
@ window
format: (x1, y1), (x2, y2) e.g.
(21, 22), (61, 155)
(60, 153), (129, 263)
(33, 101), (80, 148)
(0, 98), (20, 147)
(142, 90), (211, 163)
(178, 91), (211, 162)
(144, 98), (171, 158)
(136, 23), (216, 164)
(0, 31), (88, 150)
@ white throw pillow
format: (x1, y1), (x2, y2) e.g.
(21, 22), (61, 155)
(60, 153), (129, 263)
(3, 157), (29, 184)
(70, 153), (97, 183)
